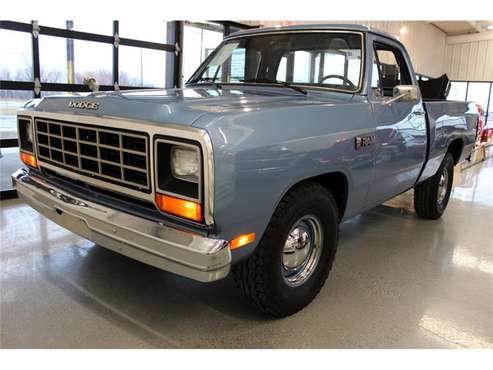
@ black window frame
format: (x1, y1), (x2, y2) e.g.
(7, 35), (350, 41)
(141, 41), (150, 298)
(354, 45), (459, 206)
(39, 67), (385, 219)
(0, 21), (179, 100)
(1, 20), (255, 199)
(0, 20), (181, 199)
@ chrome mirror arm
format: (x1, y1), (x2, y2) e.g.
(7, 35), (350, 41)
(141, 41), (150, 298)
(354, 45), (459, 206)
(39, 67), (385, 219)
(384, 92), (409, 105)
(384, 85), (419, 105)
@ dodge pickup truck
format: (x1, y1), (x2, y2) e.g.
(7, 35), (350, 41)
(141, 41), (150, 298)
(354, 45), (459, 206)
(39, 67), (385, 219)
(12, 24), (478, 317)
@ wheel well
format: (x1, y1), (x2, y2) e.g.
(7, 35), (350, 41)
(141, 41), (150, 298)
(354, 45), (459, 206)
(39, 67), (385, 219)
(447, 139), (463, 165)
(290, 172), (348, 220)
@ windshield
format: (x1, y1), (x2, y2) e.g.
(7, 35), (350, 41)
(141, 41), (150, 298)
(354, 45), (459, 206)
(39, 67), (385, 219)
(188, 32), (364, 92)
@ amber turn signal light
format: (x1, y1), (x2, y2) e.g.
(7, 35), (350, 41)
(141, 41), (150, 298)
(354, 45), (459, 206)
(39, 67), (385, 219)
(230, 233), (256, 250)
(20, 152), (38, 168)
(155, 193), (202, 222)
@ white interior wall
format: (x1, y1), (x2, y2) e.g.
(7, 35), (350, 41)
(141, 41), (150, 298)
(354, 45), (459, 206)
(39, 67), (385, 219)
(258, 21), (447, 77)
(339, 21), (447, 78)
(252, 21), (493, 81)
(443, 36), (493, 81)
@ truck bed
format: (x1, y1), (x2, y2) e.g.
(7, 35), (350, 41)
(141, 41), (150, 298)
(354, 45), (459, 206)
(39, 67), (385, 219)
(418, 100), (478, 182)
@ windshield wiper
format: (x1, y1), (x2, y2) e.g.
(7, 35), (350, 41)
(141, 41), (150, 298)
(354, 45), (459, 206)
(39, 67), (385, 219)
(240, 78), (307, 95)
(188, 77), (222, 89)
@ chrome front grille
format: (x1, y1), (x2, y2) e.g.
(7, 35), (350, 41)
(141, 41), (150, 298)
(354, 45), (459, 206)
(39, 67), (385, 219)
(34, 118), (150, 192)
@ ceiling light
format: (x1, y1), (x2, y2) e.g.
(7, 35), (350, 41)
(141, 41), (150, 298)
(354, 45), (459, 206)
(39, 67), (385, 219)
(400, 26), (408, 35)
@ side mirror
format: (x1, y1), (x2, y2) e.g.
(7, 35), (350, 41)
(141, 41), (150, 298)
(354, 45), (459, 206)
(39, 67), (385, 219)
(385, 85), (419, 105)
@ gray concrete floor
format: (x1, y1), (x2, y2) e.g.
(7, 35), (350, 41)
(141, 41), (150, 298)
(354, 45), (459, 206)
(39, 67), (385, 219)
(1, 159), (492, 349)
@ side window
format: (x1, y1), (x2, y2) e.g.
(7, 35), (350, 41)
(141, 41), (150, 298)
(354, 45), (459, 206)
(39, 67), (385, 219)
(371, 51), (381, 96)
(229, 48), (246, 82)
(373, 43), (411, 97)
(293, 51), (311, 83)
(318, 51), (346, 84)
(276, 56), (287, 80)
(199, 42), (261, 83)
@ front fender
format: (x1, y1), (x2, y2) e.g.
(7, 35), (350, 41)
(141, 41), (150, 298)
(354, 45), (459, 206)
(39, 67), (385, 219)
(194, 101), (376, 263)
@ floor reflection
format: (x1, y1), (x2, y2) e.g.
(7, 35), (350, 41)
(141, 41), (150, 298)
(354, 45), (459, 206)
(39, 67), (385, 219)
(451, 157), (493, 207)
(1, 157), (492, 348)
(419, 314), (492, 349)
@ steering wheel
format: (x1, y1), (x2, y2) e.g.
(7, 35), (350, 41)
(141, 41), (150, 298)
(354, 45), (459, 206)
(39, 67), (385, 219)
(321, 74), (355, 88)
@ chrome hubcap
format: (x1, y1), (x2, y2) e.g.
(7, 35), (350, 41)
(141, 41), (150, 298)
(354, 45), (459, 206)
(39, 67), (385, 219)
(438, 167), (449, 204)
(282, 215), (323, 287)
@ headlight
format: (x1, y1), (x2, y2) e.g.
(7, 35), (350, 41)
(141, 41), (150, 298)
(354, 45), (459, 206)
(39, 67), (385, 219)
(171, 146), (200, 183)
(18, 117), (34, 153)
(25, 120), (34, 143)
(154, 139), (203, 222)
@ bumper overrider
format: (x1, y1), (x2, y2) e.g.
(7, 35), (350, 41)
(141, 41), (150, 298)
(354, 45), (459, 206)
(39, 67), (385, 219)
(12, 168), (231, 282)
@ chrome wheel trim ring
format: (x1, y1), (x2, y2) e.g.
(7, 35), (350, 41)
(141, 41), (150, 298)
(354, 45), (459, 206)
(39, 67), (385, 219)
(437, 167), (449, 205)
(281, 215), (323, 287)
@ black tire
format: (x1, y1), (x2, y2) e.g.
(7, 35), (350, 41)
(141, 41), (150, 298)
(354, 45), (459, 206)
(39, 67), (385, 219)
(232, 182), (339, 317)
(414, 152), (454, 219)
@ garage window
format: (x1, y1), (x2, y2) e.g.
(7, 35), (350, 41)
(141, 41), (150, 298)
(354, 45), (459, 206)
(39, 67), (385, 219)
(0, 20), (177, 198)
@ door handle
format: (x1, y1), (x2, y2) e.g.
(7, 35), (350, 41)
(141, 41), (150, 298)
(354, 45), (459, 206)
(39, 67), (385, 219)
(412, 110), (425, 116)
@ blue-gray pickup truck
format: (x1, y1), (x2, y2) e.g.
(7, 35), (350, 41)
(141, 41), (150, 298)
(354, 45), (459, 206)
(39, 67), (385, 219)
(12, 24), (478, 317)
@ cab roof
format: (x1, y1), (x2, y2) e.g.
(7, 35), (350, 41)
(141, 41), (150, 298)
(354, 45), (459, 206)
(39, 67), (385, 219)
(224, 23), (399, 43)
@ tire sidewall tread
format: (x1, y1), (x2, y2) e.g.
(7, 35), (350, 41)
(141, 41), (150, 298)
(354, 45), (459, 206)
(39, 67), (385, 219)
(233, 182), (339, 317)
(414, 152), (454, 219)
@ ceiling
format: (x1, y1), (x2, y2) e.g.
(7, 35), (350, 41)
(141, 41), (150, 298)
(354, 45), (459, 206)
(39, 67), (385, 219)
(431, 21), (493, 36)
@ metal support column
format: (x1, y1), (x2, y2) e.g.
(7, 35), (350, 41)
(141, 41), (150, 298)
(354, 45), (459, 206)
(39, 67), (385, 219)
(66, 21), (75, 84)
(31, 20), (41, 98)
(113, 20), (119, 90)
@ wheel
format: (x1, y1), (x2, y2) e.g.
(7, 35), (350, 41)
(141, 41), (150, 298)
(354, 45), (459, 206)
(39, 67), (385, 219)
(414, 152), (454, 219)
(232, 182), (339, 317)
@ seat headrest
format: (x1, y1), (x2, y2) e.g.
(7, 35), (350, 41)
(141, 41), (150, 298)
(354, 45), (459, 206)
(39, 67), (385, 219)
(328, 38), (349, 50)
(381, 63), (399, 80)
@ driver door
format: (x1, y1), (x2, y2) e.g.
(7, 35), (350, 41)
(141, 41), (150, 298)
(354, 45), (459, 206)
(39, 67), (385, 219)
(366, 36), (427, 207)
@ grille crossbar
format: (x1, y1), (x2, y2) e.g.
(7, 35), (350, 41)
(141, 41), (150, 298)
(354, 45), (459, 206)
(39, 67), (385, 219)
(35, 118), (150, 191)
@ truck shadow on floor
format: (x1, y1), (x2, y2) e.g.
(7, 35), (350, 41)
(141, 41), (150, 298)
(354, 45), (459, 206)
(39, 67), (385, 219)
(40, 200), (446, 348)
(41, 240), (271, 347)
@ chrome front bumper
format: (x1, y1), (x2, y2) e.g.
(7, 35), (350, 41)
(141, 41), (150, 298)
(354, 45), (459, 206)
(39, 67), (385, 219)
(12, 168), (231, 282)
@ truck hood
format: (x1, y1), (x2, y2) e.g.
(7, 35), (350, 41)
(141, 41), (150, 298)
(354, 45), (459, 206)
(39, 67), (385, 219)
(30, 86), (356, 127)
